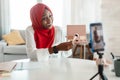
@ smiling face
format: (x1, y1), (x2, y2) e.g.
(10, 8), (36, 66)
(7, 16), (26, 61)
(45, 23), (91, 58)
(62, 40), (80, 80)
(42, 8), (53, 29)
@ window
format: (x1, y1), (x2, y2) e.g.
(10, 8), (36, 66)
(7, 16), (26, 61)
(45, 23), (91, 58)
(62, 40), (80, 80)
(9, 0), (37, 30)
(9, 0), (65, 30)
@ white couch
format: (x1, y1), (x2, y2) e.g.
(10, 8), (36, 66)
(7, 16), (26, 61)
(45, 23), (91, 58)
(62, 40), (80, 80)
(0, 30), (27, 62)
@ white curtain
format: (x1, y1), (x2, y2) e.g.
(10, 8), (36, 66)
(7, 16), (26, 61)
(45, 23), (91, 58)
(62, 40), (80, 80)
(70, 0), (101, 33)
(58, 0), (101, 37)
(0, 0), (10, 40)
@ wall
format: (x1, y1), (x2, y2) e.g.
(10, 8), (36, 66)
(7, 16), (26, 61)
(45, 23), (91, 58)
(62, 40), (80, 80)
(102, 0), (120, 59)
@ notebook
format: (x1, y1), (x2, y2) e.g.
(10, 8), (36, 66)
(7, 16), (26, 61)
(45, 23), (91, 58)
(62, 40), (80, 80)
(0, 62), (17, 73)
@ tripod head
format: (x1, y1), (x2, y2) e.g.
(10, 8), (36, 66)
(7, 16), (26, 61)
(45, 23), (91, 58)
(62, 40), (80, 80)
(96, 51), (103, 59)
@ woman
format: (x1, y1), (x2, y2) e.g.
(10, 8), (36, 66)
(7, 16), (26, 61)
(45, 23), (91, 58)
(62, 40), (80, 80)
(93, 26), (101, 43)
(25, 3), (73, 61)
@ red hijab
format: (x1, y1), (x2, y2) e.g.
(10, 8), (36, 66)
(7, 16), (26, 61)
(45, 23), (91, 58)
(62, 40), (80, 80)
(30, 3), (55, 48)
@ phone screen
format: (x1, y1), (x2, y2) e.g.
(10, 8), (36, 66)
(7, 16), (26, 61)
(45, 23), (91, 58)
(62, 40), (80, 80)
(90, 23), (105, 52)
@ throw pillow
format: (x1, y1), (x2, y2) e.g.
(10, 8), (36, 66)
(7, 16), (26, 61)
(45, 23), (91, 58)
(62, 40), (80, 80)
(2, 30), (25, 45)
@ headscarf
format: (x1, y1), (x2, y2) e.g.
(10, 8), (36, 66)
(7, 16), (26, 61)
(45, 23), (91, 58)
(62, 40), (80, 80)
(30, 3), (55, 48)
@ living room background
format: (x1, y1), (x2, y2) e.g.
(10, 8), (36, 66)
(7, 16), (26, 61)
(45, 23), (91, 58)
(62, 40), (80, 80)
(0, 0), (120, 61)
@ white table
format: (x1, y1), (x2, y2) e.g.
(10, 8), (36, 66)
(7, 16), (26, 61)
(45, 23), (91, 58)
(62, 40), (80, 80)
(0, 58), (119, 80)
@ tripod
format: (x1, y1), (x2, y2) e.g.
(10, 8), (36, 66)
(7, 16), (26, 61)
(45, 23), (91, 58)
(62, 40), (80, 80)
(90, 51), (108, 80)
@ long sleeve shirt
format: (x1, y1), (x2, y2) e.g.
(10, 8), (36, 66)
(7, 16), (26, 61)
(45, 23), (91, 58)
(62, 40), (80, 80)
(25, 26), (72, 61)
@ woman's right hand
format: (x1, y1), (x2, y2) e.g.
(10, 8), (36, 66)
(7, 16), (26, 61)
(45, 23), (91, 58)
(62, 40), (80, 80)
(56, 41), (73, 51)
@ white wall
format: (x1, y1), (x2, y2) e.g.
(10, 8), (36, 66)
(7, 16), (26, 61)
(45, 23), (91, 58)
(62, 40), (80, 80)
(102, 0), (120, 60)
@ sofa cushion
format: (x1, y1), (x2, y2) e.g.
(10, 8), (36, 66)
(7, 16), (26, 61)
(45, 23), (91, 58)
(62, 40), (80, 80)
(2, 30), (25, 45)
(3, 45), (26, 54)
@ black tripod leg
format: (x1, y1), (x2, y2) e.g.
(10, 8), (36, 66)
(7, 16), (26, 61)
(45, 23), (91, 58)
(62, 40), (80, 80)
(90, 73), (99, 80)
(99, 65), (108, 80)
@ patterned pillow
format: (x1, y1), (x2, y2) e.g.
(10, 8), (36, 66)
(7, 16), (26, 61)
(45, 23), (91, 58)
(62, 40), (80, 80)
(2, 30), (25, 45)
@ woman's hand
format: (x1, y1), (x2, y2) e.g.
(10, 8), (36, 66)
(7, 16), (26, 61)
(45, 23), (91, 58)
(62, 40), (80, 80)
(48, 41), (73, 54)
(57, 41), (73, 51)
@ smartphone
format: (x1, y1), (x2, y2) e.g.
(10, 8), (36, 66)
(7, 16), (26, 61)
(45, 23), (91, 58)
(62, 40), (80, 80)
(90, 23), (105, 52)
